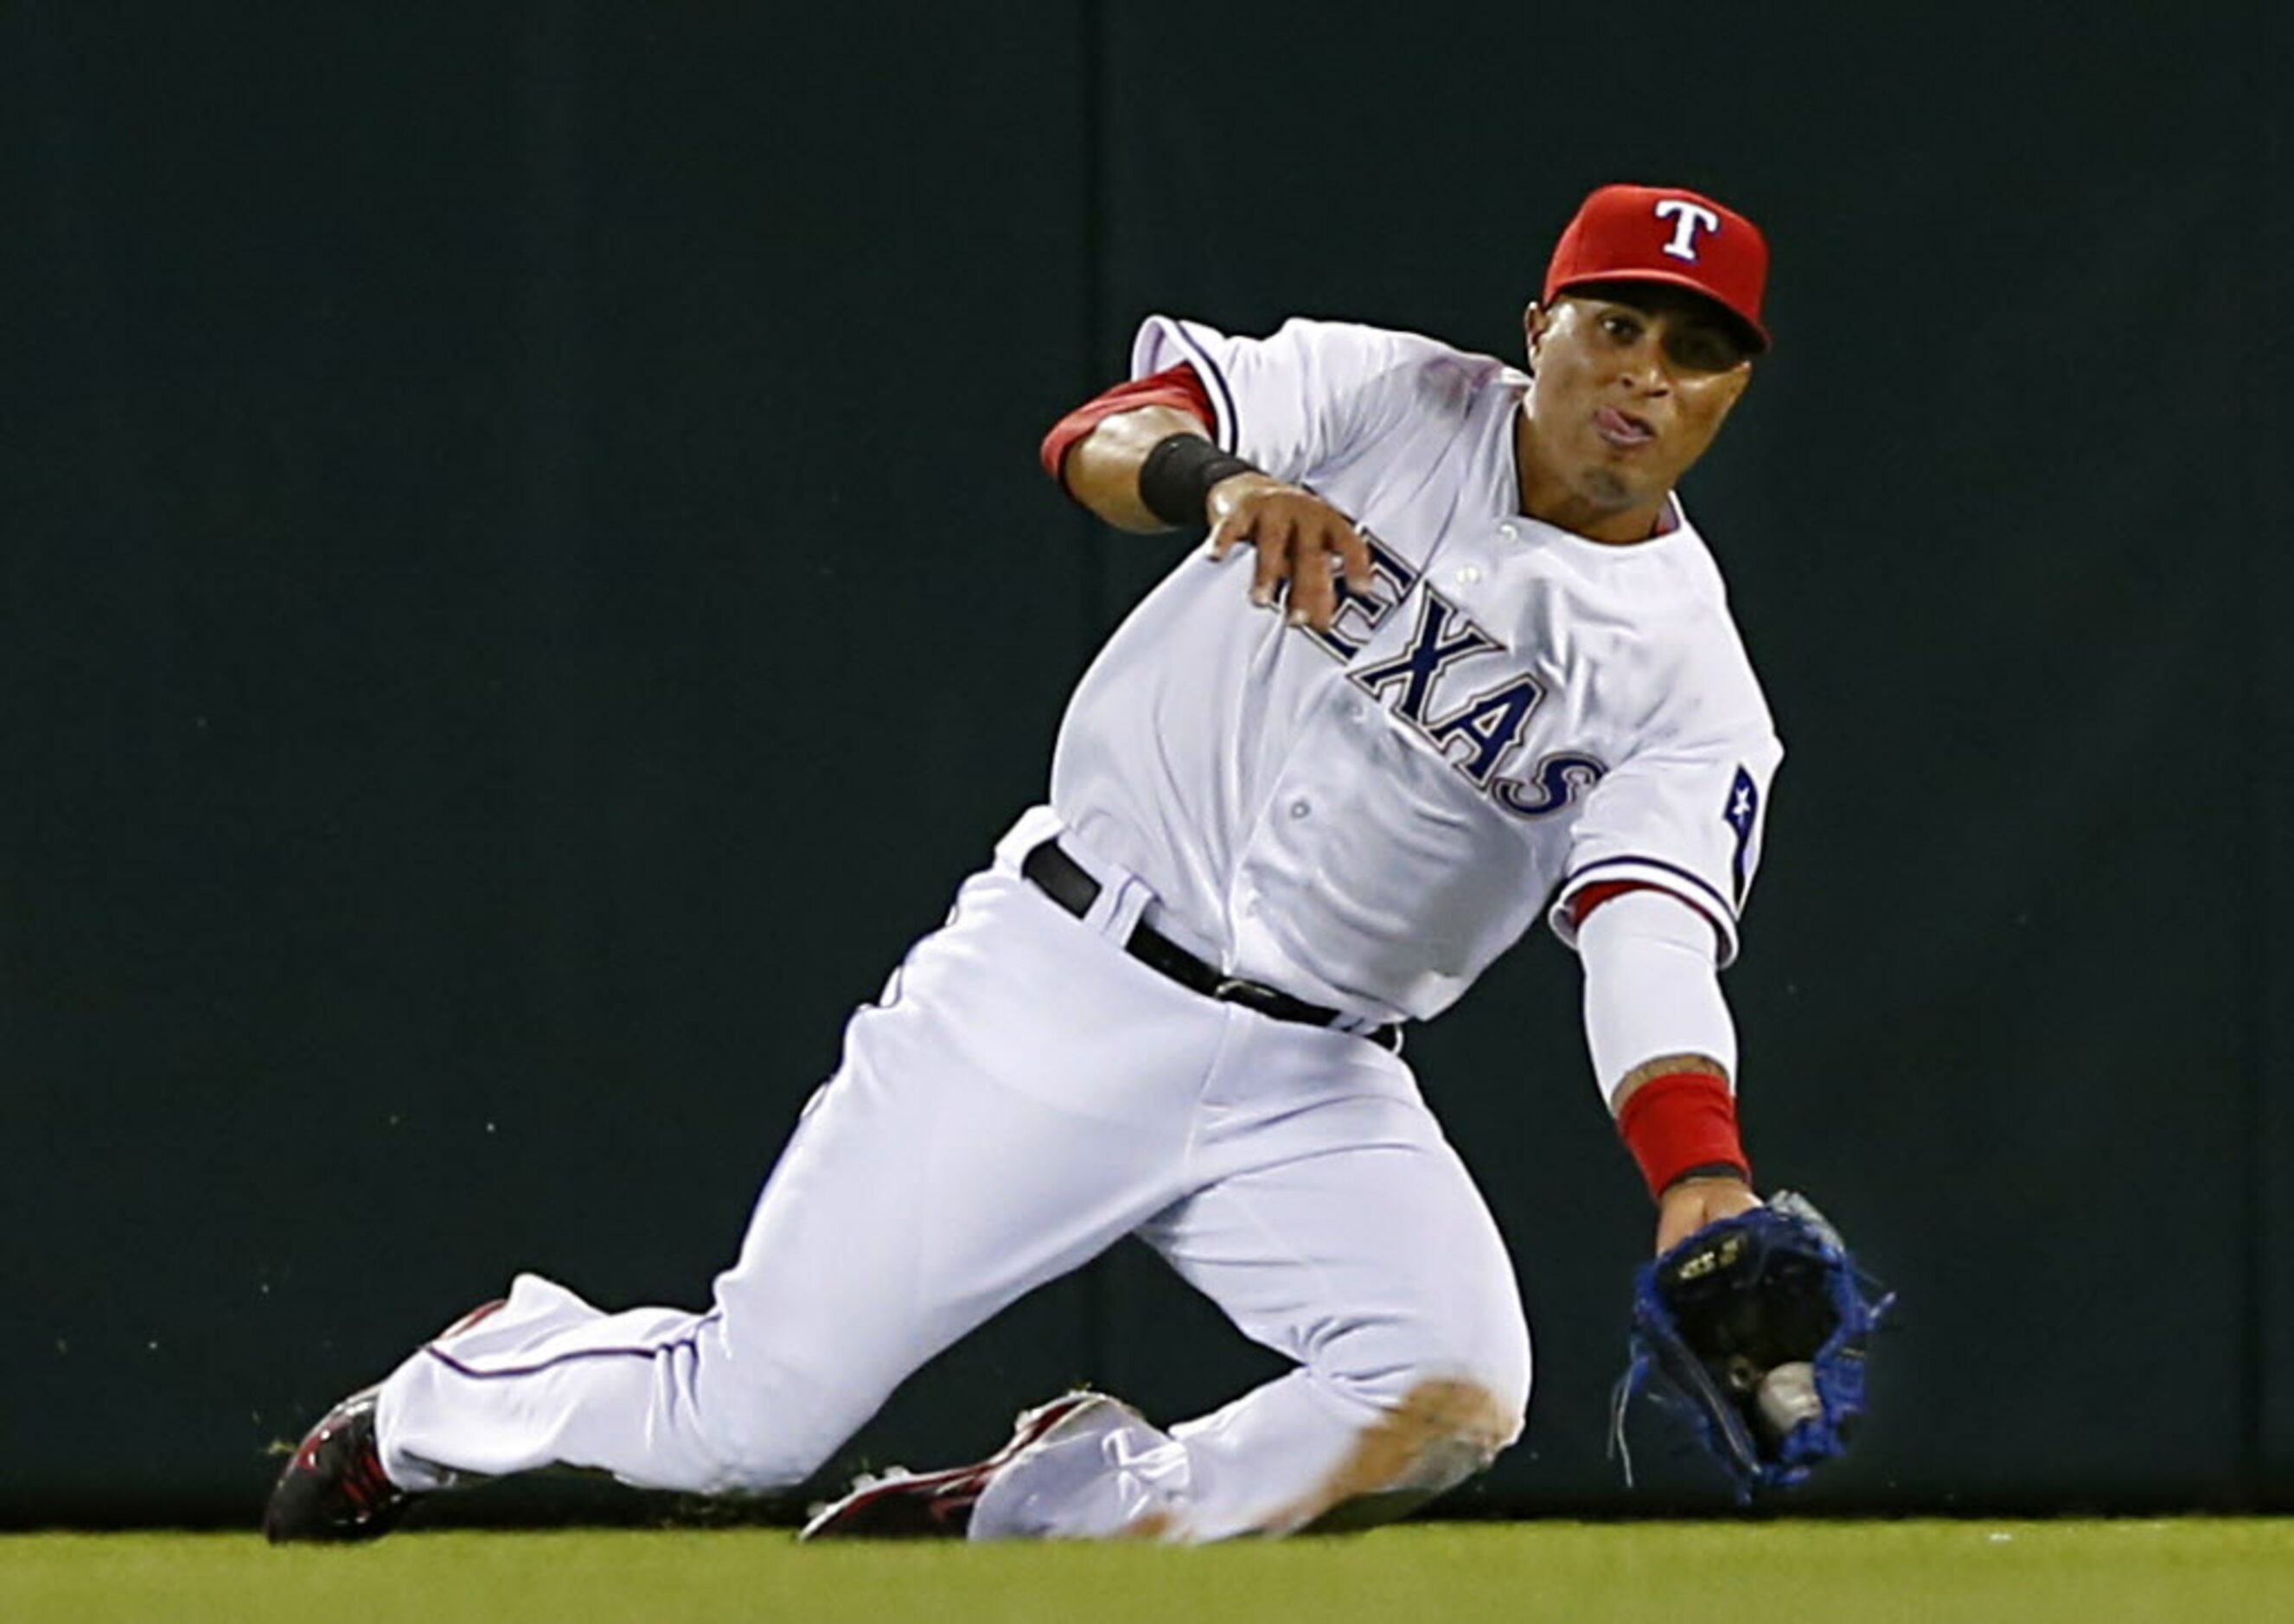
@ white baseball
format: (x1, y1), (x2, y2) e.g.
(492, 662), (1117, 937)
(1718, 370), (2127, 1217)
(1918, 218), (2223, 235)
(1755, 1361), (1821, 1438)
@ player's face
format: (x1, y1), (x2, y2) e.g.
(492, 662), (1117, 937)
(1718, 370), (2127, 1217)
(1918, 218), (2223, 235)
(1521, 285), (1753, 520)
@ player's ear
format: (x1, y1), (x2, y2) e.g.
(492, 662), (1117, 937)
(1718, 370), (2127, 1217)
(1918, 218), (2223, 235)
(1523, 301), (1549, 362)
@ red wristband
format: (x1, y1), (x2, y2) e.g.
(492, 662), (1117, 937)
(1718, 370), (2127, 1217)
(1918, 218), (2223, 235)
(1615, 1072), (1751, 1200)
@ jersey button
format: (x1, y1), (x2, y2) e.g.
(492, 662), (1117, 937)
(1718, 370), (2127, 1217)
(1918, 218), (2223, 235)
(1498, 522), (1519, 541)
(1454, 565), (1482, 586)
(1288, 800), (1312, 819)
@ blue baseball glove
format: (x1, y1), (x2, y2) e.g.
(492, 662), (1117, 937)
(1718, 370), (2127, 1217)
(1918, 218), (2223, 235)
(1610, 1192), (1893, 1502)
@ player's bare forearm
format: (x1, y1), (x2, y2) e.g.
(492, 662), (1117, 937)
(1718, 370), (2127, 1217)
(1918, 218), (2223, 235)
(1063, 405), (1212, 533)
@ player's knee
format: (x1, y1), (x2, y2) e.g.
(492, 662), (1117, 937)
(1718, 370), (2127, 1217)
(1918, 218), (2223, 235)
(1316, 1313), (1530, 1501)
(1477, 1309), (1534, 1448)
(696, 1394), (835, 1494)
(689, 1360), (855, 1494)
(698, 1412), (840, 1496)
(1344, 1292), (1531, 1461)
(1389, 1361), (1526, 1492)
(1292, 1370), (1524, 1535)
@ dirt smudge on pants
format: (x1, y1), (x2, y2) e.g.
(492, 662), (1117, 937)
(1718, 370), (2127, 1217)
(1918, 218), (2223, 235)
(1273, 1378), (1514, 1535)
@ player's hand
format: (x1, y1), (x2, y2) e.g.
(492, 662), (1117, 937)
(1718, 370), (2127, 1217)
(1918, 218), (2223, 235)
(1653, 1173), (1760, 1256)
(1205, 474), (1373, 634)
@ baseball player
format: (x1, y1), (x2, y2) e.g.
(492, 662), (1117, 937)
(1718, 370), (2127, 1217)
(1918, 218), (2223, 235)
(268, 182), (1783, 1544)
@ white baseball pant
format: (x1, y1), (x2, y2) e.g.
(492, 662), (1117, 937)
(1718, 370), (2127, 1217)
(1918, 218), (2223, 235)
(375, 810), (1531, 1540)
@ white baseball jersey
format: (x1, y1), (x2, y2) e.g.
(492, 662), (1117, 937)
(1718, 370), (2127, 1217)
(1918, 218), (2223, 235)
(1050, 316), (1783, 1024)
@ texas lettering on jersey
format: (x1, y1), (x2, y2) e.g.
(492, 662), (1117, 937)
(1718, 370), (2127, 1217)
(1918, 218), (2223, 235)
(1292, 527), (1607, 820)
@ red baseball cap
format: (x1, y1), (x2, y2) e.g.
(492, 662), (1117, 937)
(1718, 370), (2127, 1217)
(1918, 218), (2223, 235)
(1543, 183), (1771, 352)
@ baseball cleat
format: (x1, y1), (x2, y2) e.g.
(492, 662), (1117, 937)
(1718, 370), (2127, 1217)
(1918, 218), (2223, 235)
(262, 1388), (410, 1544)
(798, 1390), (1117, 1541)
(264, 1298), (506, 1545)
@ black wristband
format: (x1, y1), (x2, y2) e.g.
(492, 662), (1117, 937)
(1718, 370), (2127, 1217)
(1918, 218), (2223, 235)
(1137, 433), (1260, 529)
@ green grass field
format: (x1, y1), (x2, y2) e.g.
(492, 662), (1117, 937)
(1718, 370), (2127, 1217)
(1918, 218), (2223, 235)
(4, 1520), (2286, 1623)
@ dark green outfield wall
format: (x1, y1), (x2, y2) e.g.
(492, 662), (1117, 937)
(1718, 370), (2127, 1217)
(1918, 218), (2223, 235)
(4, 1), (2287, 1524)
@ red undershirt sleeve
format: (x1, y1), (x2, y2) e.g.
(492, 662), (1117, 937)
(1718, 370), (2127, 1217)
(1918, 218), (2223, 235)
(1038, 363), (1217, 486)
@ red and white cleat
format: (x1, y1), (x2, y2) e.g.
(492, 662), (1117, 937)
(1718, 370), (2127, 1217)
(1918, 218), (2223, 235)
(263, 1298), (507, 1545)
(263, 1387), (409, 1544)
(798, 1391), (1128, 1541)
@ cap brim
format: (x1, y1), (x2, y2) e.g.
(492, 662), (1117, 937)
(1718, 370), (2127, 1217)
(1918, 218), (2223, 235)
(1549, 268), (1770, 354)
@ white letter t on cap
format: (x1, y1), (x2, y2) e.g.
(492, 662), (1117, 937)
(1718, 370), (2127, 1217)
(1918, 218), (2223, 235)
(1653, 199), (1721, 261)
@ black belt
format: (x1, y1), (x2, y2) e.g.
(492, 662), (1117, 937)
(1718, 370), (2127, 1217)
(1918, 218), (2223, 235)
(1022, 839), (1403, 1052)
